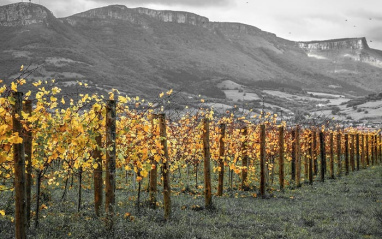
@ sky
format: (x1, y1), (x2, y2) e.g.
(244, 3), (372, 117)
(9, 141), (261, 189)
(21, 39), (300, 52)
(3, 0), (382, 50)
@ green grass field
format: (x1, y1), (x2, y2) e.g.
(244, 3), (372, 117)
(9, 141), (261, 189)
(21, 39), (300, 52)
(1, 165), (381, 238)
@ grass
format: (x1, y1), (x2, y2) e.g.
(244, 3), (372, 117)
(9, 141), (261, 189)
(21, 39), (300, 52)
(0, 165), (381, 238)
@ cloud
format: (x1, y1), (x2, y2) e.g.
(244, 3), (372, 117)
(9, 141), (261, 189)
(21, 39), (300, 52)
(89, 0), (231, 7)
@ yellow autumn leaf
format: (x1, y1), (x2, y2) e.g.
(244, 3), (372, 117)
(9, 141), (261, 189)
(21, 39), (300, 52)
(32, 81), (42, 87)
(159, 92), (164, 98)
(0, 210), (5, 216)
(118, 96), (128, 104)
(166, 89), (173, 95)
(11, 82), (17, 92)
(109, 92), (114, 100)
(140, 169), (148, 178)
(20, 65), (24, 71)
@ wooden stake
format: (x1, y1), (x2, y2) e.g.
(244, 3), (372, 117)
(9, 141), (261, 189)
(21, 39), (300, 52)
(356, 134), (360, 171)
(329, 132), (334, 179)
(313, 130), (318, 176)
(303, 129), (308, 180)
(12, 92), (26, 239)
(295, 126), (301, 187)
(379, 133), (382, 164)
(203, 118), (212, 208)
(350, 134), (355, 171)
(149, 114), (158, 209)
(217, 123), (225, 196)
(241, 126), (249, 191)
(93, 117), (103, 216)
(345, 134), (349, 175)
(361, 134), (365, 169)
(366, 134), (370, 166)
(105, 100), (116, 229)
(291, 129), (296, 182)
(308, 131), (313, 185)
(260, 125), (266, 197)
(77, 167), (82, 212)
(159, 114), (171, 219)
(23, 100), (32, 227)
(319, 131), (325, 182)
(337, 130), (341, 176)
(278, 126), (284, 190)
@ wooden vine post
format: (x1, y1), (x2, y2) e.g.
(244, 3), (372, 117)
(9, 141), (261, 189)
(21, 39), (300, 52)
(366, 134), (370, 166)
(376, 134), (379, 164)
(303, 129), (308, 180)
(23, 100), (32, 226)
(105, 100), (116, 229)
(350, 134), (355, 171)
(370, 135), (375, 165)
(370, 134), (374, 165)
(149, 114), (158, 209)
(291, 129), (296, 182)
(93, 116), (103, 216)
(375, 133), (381, 164)
(217, 123), (226, 196)
(329, 132), (334, 179)
(345, 134), (349, 175)
(378, 133), (382, 163)
(361, 134), (365, 169)
(319, 131), (325, 182)
(374, 135), (377, 165)
(336, 130), (342, 176)
(203, 118), (212, 208)
(295, 126), (301, 187)
(159, 113), (171, 219)
(77, 166), (83, 212)
(308, 131), (313, 185)
(376, 134), (380, 164)
(12, 92), (26, 239)
(241, 126), (249, 191)
(260, 124), (266, 197)
(313, 129), (318, 176)
(278, 126), (284, 190)
(356, 134), (360, 171)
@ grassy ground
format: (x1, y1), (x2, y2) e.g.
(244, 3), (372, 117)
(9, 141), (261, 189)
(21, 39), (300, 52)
(1, 166), (381, 238)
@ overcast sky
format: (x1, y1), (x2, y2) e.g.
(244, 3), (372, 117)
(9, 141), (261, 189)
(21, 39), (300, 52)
(4, 0), (382, 50)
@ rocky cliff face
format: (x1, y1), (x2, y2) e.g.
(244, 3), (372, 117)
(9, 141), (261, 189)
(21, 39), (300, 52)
(298, 38), (369, 51)
(0, 2), (53, 26)
(65, 5), (135, 24)
(298, 38), (382, 68)
(64, 5), (210, 27)
(135, 7), (209, 26)
(65, 5), (276, 40)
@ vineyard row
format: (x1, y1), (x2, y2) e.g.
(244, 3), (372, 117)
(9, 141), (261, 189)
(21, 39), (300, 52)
(1, 90), (382, 238)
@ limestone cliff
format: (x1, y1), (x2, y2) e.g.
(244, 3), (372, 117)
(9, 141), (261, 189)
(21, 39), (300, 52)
(135, 7), (209, 26)
(0, 2), (53, 26)
(63, 4), (279, 44)
(298, 38), (369, 51)
(298, 38), (382, 68)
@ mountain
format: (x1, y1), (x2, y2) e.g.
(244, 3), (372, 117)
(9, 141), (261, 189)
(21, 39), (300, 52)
(1, 2), (382, 101)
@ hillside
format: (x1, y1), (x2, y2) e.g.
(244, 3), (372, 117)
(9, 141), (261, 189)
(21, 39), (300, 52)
(1, 2), (382, 102)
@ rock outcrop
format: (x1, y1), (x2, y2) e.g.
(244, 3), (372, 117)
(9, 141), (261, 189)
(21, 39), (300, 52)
(298, 38), (382, 68)
(0, 2), (53, 26)
(135, 7), (209, 26)
(298, 38), (369, 51)
(64, 5), (277, 40)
